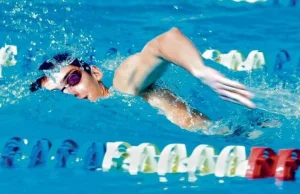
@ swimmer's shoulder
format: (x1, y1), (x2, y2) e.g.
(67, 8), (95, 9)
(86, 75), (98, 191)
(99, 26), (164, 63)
(112, 53), (143, 95)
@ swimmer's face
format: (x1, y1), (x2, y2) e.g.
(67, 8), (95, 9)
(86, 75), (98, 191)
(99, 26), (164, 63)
(41, 65), (105, 101)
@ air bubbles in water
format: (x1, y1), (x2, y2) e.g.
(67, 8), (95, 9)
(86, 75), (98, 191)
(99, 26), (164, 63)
(30, 41), (36, 46)
(43, 8), (48, 14)
(47, 20), (56, 25)
(30, 12), (38, 19)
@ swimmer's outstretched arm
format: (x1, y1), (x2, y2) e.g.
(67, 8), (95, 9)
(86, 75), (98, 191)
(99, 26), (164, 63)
(113, 27), (255, 109)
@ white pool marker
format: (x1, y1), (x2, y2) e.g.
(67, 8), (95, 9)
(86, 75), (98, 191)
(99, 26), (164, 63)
(157, 144), (187, 176)
(124, 143), (160, 175)
(202, 49), (265, 71)
(102, 141), (131, 171)
(0, 44), (18, 78)
(187, 144), (215, 176)
(215, 146), (247, 177)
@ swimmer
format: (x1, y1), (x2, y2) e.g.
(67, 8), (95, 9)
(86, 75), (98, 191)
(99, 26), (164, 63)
(30, 27), (255, 131)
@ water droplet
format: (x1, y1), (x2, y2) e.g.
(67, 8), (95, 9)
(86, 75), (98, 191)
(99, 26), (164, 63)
(43, 8), (48, 14)
(23, 139), (28, 145)
(31, 12), (38, 19)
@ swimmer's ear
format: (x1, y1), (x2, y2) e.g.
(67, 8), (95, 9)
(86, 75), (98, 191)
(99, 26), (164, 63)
(90, 65), (103, 81)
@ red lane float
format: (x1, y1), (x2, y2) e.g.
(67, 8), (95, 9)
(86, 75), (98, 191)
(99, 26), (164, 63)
(246, 147), (300, 180)
(246, 147), (278, 179)
(275, 149), (300, 180)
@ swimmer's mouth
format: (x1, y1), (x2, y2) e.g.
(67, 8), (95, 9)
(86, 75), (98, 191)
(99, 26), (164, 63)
(83, 96), (88, 99)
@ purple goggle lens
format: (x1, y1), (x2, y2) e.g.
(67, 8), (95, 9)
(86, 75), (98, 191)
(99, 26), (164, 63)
(67, 71), (82, 86)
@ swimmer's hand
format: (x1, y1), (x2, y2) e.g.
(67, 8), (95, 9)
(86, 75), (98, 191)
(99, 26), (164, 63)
(193, 66), (255, 109)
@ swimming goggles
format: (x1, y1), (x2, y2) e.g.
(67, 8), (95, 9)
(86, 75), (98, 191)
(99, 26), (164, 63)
(60, 69), (82, 93)
(30, 55), (91, 92)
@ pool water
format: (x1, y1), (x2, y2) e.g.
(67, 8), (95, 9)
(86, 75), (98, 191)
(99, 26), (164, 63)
(0, 0), (300, 193)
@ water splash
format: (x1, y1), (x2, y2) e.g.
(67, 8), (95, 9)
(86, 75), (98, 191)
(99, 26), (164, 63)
(249, 86), (300, 118)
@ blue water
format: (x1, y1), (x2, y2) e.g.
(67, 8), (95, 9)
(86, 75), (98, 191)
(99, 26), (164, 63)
(0, 0), (300, 193)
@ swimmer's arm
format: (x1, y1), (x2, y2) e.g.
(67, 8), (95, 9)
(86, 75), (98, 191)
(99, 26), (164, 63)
(142, 87), (211, 130)
(113, 27), (255, 108)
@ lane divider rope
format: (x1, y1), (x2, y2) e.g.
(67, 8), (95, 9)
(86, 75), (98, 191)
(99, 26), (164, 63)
(1, 137), (299, 181)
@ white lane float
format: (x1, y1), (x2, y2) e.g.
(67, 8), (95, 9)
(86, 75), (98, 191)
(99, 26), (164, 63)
(0, 45), (17, 78)
(202, 49), (265, 71)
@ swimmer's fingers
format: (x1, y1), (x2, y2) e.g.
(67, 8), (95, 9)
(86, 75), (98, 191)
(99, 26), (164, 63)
(217, 89), (256, 109)
(196, 66), (255, 108)
(220, 95), (243, 106)
(214, 74), (255, 106)
(217, 75), (246, 90)
(217, 83), (254, 99)
(204, 68), (253, 98)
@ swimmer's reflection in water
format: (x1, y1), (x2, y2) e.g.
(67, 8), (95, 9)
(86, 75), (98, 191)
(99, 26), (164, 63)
(30, 27), (256, 132)
(205, 111), (282, 138)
